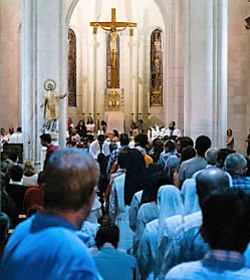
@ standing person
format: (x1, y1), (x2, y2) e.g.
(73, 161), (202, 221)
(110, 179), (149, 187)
(0, 148), (101, 280)
(227, 128), (234, 150)
(224, 153), (250, 196)
(94, 224), (140, 280)
(1, 128), (8, 148)
(164, 121), (181, 139)
(40, 134), (58, 168)
(177, 135), (212, 186)
(8, 127), (23, 144)
(165, 188), (250, 280)
(246, 133), (250, 157)
(89, 134), (108, 159)
(86, 115), (95, 135)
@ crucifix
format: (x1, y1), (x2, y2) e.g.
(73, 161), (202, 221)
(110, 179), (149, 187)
(90, 8), (137, 88)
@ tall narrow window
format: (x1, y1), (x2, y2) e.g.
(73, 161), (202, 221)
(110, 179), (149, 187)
(106, 32), (120, 89)
(68, 28), (77, 106)
(150, 29), (163, 106)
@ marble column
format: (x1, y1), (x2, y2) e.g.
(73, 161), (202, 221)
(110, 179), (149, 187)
(184, 0), (228, 148)
(21, 0), (68, 167)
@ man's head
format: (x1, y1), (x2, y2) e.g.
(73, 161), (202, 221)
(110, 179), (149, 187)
(97, 134), (105, 145)
(176, 136), (194, 154)
(8, 152), (18, 163)
(17, 127), (22, 133)
(1, 128), (5, 136)
(216, 148), (235, 168)
(164, 140), (176, 153)
(10, 164), (23, 182)
(117, 151), (127, 169)
(195, 135), (212, 157)
(168, 121), (175, 130)
(181, 146), (196, 162)
(95, 224), (120, 249)
(205, 147), (219, 166)
(224, 153), (247, 176)
(40, 134), (52, 146)
(196, 167), (230, 207)
(201, 188), (250, 253)
(134, 133), (148, 148)
(153, 138), (164, 153)
(119, 133), (130, 146)
(43, 148), (99, 223)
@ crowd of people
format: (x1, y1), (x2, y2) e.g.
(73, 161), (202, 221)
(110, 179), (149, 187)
(1, 122), (250, 279)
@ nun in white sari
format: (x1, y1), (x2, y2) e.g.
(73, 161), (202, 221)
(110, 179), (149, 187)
(181, 178), (200, 216)
(137, 185), (184, 279)
(109, 173), (134, 251)
(129, 190), (143, 232)
(155, 178), (201, 279)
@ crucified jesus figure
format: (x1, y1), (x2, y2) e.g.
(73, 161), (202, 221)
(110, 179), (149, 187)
(100, 25), (127, 68)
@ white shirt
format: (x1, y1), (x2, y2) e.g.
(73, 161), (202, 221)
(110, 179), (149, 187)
(9, 132), (23, 144)
(89, 139), (110, 159)
(164, 128), (181, 138)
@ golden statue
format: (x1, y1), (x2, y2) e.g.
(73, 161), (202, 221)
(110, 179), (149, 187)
(41, 79), (67, 132)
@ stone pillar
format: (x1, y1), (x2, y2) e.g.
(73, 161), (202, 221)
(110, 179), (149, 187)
(165, 0), (184, 132)
(184, 0), (228, 147)
(21, 0), (68, 167)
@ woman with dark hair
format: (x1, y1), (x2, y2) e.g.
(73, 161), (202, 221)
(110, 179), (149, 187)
(76, 120), (87, 139)
(246, 133), (250, 157)
(109, 148), (146, 250)
(124, 148), (147, 206)
(227, 128), (234, 150)
(86, 115), (95, 134)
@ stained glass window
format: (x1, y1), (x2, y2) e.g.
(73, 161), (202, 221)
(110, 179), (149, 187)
(68, 28), (77, 107)
(150, 29), (163, 106)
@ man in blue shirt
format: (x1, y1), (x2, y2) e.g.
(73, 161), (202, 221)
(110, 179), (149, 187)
(157, 167), (231, 279)
(0, 148), (101, 280)
(94, 224), (139, 280)
(225, 153), (250, 196)
(166, 188), (250, 280)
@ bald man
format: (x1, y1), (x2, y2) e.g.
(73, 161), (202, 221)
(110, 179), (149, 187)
(157, 167), (231, 279)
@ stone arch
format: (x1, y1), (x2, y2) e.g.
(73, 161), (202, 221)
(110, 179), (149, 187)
(66, 0), (168, 28)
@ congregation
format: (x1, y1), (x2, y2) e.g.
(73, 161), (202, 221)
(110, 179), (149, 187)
(1, 121), (250, 279)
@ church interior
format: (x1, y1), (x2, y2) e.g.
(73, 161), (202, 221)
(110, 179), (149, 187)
(1, 1), (250, 279)
(0, 0), (249, 164)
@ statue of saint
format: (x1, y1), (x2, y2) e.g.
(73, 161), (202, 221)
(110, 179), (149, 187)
(41, 79), (67, 132)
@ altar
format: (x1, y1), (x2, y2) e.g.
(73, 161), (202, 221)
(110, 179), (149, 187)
(105, 111), (124, 133)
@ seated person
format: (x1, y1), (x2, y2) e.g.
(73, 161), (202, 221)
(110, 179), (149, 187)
(23, 171), (44, 214)
(7, 165), (27, 215)
(166, 188), (250, 280)
(94, 224), (140, 280)
(0, 213), (10, 259)
(22, 161), (38, 187)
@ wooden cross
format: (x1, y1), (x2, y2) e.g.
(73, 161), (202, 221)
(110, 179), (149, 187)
(90, 8), (137, 30)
